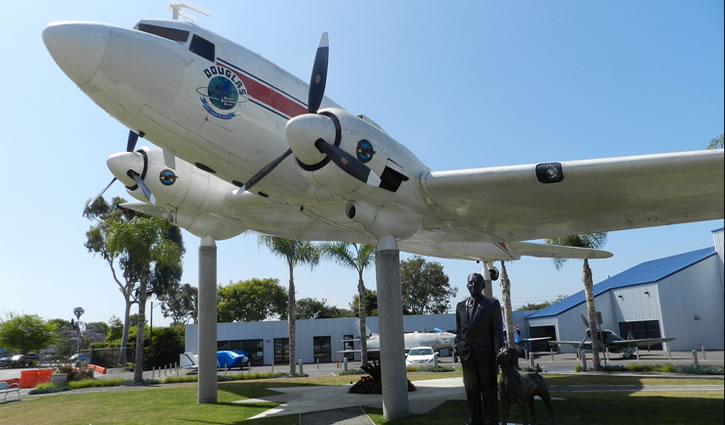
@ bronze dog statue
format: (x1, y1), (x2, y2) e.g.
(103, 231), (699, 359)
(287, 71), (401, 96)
(497, 346), (555, 425)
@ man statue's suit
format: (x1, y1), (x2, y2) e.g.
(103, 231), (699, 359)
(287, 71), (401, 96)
(455, 273), (504, 425)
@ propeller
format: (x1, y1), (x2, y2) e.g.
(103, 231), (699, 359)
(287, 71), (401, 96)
(86, 130), (153, 208)
(243, 32), (380, 193)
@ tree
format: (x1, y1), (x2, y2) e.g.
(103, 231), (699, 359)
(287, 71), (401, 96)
(159, 283), (198, 324)
(296, 297), (352, 320)
(350, 289), (378, 317)
(217, 278), (287, 322)
(106, 316), (124, 343)
(258, 236), (319, 376)
(516, 295), (568, 311)
(320, 242), (375, 364)
(73, 307), (85, 322)
(400, 256), (457, 314)
(499, 262), (516, 349)
(104, 214), (182, 383)
(84, 197), (139, 364)
(145, 324), (184, 368)
(546, 233), (607, 371)
(0, 315), (56, 354)
(707, 133), (723, 149)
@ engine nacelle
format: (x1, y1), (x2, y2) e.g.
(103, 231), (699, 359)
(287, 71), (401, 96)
(287, 109), (408, 199)
(344, 200), (422, 239)
(108, 147), (246, 240)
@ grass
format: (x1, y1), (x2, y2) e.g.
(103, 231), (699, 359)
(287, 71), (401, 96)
(3, 372), (722, 424)
(364, 392), (724, 425)
(576, 363), (724, 374)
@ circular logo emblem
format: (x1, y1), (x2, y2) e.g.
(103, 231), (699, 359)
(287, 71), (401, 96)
(159, 169), (177, 186)
(207, 76), (238, 110)
(196, 65), (248, 120)
(356, 139), (375, 163)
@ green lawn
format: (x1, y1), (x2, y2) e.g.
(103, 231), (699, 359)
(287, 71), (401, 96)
(1, 373), (721, 425)
(365, 392), (724, 425)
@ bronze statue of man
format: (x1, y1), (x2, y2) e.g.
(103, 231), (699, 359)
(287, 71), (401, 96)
(455, 272), (504, 425)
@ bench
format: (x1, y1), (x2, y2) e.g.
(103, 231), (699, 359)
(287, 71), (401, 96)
(0, 381), (20, 401)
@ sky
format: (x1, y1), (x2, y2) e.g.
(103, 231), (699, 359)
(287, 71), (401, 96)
(0, 1), (722, 328)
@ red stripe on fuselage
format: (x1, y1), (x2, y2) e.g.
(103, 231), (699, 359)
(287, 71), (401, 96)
(218, 62), (307, 119)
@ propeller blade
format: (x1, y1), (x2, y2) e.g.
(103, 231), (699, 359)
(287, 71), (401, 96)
(242, 148), (293, 192)
(307, 32), (329, 113)
(128, 170), (156, 204)
(314, 139), (381, 187)
(87, 177), (117, 209)
(126, 131), (139, 152)
(580, 314), (589, 328)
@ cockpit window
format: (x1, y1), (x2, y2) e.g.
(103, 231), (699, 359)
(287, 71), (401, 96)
(189, 34), (215, 62)
(136, 23), (189, 42)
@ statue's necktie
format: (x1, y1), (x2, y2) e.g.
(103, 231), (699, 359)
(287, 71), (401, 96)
(468, 299), (477, 321)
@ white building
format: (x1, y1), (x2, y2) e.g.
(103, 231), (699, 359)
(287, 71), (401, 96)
(186, 228), (724, 361)
(527, 228), (724, 352)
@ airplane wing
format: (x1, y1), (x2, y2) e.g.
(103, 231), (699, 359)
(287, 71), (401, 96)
(421, 150), (724, 242)
(549, 340), (588, 348)
(519, 337), (551, 343)
(607, 337), (676, 348)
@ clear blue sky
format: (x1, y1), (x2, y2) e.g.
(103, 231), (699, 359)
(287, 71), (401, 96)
(0, 1), (722, 327)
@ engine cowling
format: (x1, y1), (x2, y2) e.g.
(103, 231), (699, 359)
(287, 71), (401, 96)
(106, 147), (246, 240)
(344, 200), (422, 239)
(286, 108), (394, 198)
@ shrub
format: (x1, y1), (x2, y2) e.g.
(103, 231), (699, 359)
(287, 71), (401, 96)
(574, 364), (583, 372)
(67, 379), (125, 389)
(406, 365), (455, 372)
(30, 383), (69, 394)
(675, 365), (724, 375)
(338, 369), (366, 375)
(121, 379), (160, 386)
(56, 364), (94, 381)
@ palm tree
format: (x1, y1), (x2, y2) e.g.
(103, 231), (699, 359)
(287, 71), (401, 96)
(319, 242), (375, 365)
(499, 262), (516, 350)
(545, 233), (607, 371)
(707, 133), (723, 150)
(258, 236), (320, 376)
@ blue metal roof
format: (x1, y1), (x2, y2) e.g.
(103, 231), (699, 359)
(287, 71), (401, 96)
(527, 246), (716, 319)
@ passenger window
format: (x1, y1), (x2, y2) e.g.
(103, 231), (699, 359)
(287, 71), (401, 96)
(136, 23), (189, 42)
(189, 34), (215, 62)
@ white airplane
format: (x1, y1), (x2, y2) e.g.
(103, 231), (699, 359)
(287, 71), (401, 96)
(42, 19), (723, 262)
(342, 330), (458, 356)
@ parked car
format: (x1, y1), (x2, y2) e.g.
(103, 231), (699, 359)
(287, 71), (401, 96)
(405, 346), (437, 366)
(0, 357), (10, 368)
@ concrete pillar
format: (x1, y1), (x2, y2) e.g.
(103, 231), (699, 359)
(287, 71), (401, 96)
(298, 359), (304, 375)
(198, 236), (217, 404)
(481, 262), (493, 299)
(692, 350), (699, 367)
(343, 356), (348, 371)
(529, 352), (535, 369)
(375, 236), (409, 420)
(635, 346), (640, 360)
(701, 345), (706, 360)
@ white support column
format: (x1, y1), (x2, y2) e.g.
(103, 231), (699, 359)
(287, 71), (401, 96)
(481, 262), (493, 299)
(198, 236), (217, 404)
(375, 236), (409, 420)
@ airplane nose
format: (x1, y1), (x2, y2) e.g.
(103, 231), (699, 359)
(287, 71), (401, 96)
(43, 22), (109, 86)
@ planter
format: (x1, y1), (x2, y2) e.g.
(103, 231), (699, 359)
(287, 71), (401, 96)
(51, 373), (68, 387)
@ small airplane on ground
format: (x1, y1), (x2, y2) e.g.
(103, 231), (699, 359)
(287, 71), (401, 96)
(339, 329), (457, 359)
(549, 315), (675, 359)
(505, 326), (551, 357)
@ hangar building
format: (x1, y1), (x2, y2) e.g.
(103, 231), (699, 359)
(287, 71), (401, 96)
(527, 228), (724, 352)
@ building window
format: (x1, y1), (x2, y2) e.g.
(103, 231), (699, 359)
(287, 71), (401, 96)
(343, 334), (355, 361)
(313, 336), (332, 363)
(217, 339), (264, 366)
(529, 325), (557, 352)
(618, 320), (663, 350)
(274, 338), (289, 364)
